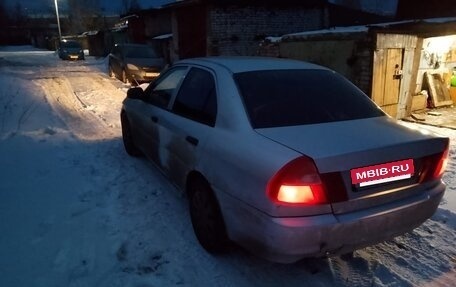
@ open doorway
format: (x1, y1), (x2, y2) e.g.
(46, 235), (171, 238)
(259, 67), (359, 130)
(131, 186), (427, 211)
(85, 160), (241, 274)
(414, 35), (456, 110)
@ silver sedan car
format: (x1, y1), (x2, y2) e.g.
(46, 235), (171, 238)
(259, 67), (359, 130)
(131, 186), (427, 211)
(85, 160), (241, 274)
(120, 57), (449, 263)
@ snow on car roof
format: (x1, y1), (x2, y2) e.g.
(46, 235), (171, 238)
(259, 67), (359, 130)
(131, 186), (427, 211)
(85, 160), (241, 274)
(178, 57), (328, 73)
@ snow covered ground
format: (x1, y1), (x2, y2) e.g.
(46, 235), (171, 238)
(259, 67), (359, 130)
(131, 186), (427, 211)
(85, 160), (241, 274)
(0, 46), (455, 287)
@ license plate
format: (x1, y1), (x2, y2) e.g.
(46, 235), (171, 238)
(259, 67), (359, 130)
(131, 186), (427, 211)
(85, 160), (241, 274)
(146, 72), (160, 77)
(350, 159), (414, 187)
(70, 55), (78, 59)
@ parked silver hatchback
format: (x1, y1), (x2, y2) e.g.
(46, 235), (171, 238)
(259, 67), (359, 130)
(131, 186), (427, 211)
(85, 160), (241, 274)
(120, 57), (449, 263)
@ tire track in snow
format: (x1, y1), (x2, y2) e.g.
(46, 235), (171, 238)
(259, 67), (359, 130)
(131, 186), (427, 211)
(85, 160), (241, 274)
(0, 74), (58, 138)
(41, 139), (127, 287)
(351, 216), (456, 286)
(66, 73), (126, 130)
(35, 76), (114, 140)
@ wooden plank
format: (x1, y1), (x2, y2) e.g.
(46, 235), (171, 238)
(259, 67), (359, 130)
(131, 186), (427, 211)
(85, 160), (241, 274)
(411, 113), (426, 121)
(383, 48), (402, 105)
(382, 104), (398, 118)
(371, 49), (386, 106)
(425, 72), (453, 107)
(376, 33), (417, 49)
(397, 47), (415, 118)
(410, 94), (427, 111)
(404, 38), (423, 117)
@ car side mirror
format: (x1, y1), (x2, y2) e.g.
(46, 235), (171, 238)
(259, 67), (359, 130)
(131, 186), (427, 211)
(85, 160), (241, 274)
(127, 87), (145, 100)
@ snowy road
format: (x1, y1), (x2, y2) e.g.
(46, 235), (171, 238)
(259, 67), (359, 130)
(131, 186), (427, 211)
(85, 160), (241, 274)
(0, 46), (455, 287)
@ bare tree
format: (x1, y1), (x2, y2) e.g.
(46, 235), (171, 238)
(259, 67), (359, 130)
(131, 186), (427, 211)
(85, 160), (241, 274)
(67, 0), (101, 34)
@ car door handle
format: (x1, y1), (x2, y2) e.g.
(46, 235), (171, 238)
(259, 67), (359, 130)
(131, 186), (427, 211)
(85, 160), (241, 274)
(150, 116), (158, 123)
(186, 136), (199, 146)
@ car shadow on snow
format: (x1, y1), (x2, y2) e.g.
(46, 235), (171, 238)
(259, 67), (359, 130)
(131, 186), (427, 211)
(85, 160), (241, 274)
(197, 206), (456, 287)
(315, 207), (456, 286)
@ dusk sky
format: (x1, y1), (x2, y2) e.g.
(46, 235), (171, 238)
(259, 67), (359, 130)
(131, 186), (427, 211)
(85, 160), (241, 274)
(3, 0), (176, 14)
(3, 0), (398, 16)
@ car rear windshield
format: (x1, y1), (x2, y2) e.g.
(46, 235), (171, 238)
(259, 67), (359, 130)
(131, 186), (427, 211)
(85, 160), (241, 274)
(234, 69), (385, 128)
(60, 41), (81, 48)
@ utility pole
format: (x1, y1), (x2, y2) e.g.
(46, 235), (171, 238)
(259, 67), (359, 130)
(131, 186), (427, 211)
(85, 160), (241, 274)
(54, 0), (62, 41)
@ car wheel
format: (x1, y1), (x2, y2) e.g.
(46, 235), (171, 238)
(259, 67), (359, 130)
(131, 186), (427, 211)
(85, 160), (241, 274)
(121, 113), (142, 157)
(188, 177), (229, 253)
(122, 69), (130, 84)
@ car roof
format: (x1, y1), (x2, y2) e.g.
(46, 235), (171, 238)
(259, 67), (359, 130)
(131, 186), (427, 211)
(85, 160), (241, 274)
(176, 57), (328, 73)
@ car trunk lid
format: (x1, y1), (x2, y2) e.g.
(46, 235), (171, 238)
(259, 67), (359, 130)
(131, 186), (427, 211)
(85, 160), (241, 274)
(256, 117), (448, 214)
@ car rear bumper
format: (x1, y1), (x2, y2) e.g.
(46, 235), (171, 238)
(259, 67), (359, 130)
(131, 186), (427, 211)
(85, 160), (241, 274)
(216, 181), (445, 263)
(60, 53), (84, 60)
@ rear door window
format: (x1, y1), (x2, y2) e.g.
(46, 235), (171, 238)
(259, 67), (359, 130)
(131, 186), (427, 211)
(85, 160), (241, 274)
(144, 67), (187, 109)
(234, 69), (385, 128)
(172, 68), (217, 126)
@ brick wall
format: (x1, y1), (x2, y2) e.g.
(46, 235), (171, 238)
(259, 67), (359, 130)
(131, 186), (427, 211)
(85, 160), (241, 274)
(278, 35), (374, 95)
(143, 11), (172, 39)
(351, 39), (374, 95)
(208, 6), (326, 56)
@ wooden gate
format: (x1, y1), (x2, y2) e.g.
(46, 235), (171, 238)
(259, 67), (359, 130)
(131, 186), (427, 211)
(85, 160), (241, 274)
(372, 48), (403, 118)
(372, 34), (417, 118)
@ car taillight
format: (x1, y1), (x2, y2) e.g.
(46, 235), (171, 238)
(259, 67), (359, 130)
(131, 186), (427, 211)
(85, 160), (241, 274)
(267, 156), (328, 205)
(420, 141), (450, 182)
(434, 143), (449, 178)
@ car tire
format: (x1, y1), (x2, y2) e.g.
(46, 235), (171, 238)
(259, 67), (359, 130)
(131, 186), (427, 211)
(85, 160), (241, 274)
(122, 69), (130, 85)
(188, 177), (229, 253)
(121, 113), (142, 157)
